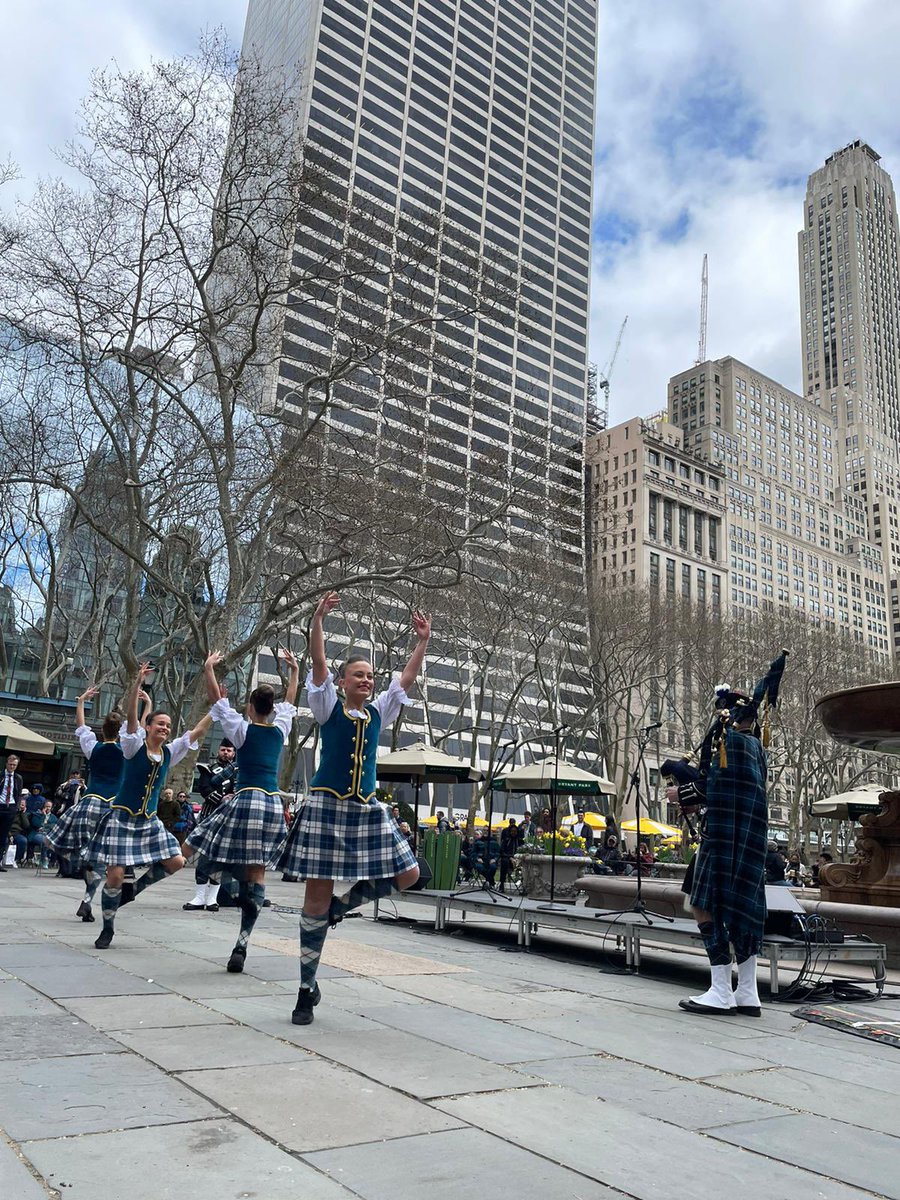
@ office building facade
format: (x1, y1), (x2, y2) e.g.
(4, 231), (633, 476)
(237, 0), (600, 771)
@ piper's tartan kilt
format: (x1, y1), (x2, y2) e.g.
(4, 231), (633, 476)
(186, 787), (286, 869)
(82, 808), (181, 869)
(689, 727), (768, 949)
(45, 793), (111, 861)
(272, 790), (418, 881)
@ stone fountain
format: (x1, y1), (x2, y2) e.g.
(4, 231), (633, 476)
(815, 681), (900, 908)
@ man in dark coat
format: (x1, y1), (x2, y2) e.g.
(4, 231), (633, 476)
(669, 652), (787, 1017)
(0, 754), (24, 873)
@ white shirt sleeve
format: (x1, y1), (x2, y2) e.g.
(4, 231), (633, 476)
(119, 725), (146, 761)
(371, 676), (410, 729)
(306, 671), (338, 725)
(167, 731), (201, 767)
(75, 725), (98, 757)
(210, 697), (249, 749)
(273, 702), (298, 744)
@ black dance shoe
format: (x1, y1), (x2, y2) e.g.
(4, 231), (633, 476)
(291, 983), (321, 1025)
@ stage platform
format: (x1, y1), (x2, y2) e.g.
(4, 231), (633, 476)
(379, 889), (887, 996)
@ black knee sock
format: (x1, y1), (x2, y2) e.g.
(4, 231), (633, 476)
(234, 882), (265, 953)
(330, 877), (395, 921)
(134, 862), (168, 896)
(732, 930), (760, 964)
(698, 919), (732, 966)
(100, 886), (122, 934)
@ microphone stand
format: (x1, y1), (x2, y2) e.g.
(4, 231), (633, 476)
(592, 725), (674, 925)
(451, 737), (516, 904)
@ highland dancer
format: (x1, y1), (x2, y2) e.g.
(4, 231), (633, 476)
(84, 663), (211, 950)
(184, 650), (300, 973)
(45, 686), (139, 922)
(670, 652), (788, 1017)
(274, 592), (428, 1026)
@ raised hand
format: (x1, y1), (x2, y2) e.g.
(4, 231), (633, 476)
(280, 648), (300, 671)
(205, 650), (226, 671)
(138, 661), (154, 682)
(412, 610), (432, 642)
(78, 685), (99, 702)
(137, 689), (152, 705)
(315, 591), (341, 619)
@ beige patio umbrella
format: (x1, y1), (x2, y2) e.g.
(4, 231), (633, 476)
(811, 784), (885, 821)
(490, 756), (616, 797)
(375, 743), (483, 848)
(0, 714), (57, 756)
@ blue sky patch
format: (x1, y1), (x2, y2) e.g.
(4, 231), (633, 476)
(655, 78), (763, 161)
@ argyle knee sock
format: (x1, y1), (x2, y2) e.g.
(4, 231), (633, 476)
(732, 931), (760, 964)
(234, 882), (266, 952)
(100, 886), (122, 934)
(698, 920), (732, 966)
(83, 867), (101, 905)
(220, 874), (240, 901)
(134, 861), (168, 897)
(330, 877), (395, 922)
(298, 910), (330, 990)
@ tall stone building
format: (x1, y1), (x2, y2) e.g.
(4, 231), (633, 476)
(236, 0), (600, 772)
(800, 142), (900, 656)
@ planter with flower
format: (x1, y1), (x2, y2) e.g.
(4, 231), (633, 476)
(519, 831), (592, 901)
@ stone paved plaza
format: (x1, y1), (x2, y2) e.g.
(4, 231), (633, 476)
(1, 872), (898, 1200)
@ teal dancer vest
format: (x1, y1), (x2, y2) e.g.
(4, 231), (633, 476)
(86, 741), (123, 802)
(311, 701), (382, 803)
(235, 723), (283, 794)
(111, 743), (171, 818)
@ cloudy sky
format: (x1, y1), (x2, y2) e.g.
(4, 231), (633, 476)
(4, 2), (900, 424)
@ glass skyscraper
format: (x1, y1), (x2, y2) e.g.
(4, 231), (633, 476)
(238, 0), (599, 755)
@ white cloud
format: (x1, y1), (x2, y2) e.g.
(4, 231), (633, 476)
(593, 0), (900, 423)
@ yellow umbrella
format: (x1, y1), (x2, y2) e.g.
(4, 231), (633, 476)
(561, 812), (607, 829)
(620, 818), (680, 837)
(421, 814), (488, 827)
(661, 832), (683, 845)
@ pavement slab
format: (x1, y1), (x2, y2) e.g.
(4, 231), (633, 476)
(361, 999), (587, 1063)
(435, 1086), (881, 1200)
(3, 962), (168, 998)
(0, 977), (61, 1017)
(0, 1138), (48, 1200)
(0, 1013), (126, 1061)
(201, 993), (394, 1039)
(300, 1026), (546, 1098)
(110, 1021), (311, 1071)
(0, 1052), (221, 1140)
(58, 992), (235, 1030)
(22, 1119), (354, 1200)
(136, 967), (282, 999)
(371, 973), (582, 1020)
(304, 1125), (625, 1200)
(707, 1112), (900, 1198)
(179, 1059), (465, 1152)
(515, 1054), (793, 1130)
(707, 1064), (900, 1136)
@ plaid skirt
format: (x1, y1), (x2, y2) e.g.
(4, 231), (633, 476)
(272, 791), (418, 881)
(82, 808), (181, 869)
(45, 794), (111, 860)
(185, 788), (286, 869)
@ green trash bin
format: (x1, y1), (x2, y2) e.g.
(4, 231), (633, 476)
(420, 828), (461, 890)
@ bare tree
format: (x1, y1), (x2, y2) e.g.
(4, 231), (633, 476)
(0, 36), (538, 724)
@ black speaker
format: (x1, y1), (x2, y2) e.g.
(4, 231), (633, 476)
(764, 884), (805, 935)
(409, 856), (433, 891)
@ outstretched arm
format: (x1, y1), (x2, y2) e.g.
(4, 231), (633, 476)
(139, 689), (153, 727)
(76, 686), (98, 730)
(399, 610), (432, 691)
(203, 651), (227, 706)
(126, 664), (153, 734)
(188, 712), (214, 746)
(311, 592), (340, 686)
(281, 649), (300, 706)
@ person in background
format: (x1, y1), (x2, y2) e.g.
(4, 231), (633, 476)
(519, 811), (535, 841)
(765, 840), (788, 885)
(184, 738), (238, 912)
(571, 810), (595, 850)
(599, 834), (626, 875)
(436, 811), (450, 833)
(498, 817), (519, 891)
(26, 784), (46, 814)
(391, 804), (402, 825)
(27, 801), (54, 863)
(399, 820), (415, 850)
(55, 770), (85, 814)
(0, 754), (24, 873)
(157, 787), (181, 834)
(10, 799), (30, 863)
(812, 849), (834, 885)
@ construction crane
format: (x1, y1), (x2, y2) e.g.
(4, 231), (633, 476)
(596, 315), (628, 415)
(695, 253), (708, 365)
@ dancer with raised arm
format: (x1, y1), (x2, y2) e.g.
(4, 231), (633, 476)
(84, 663), (211, 950)
(45, 687), (130, 922)
(274, 592), (429, 1025)
(185, 650), (300, 973)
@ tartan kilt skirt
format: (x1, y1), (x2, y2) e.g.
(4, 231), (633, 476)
(45, 794), (111, 860)
(185, 788), (286, 869)
(272, 791), (418, 881)
(82, 808), (182, 869)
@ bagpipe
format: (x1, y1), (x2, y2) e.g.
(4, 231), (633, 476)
(660, 649), (789, 832)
